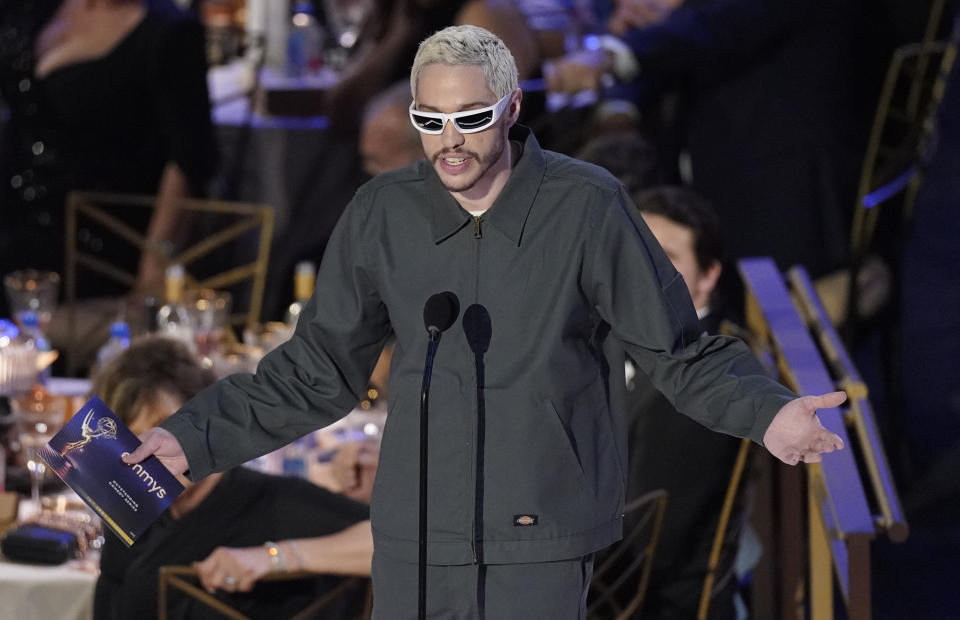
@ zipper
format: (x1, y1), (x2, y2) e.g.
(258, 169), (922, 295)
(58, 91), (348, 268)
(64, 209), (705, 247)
(472, 348), (485, 566)
(471, 215), (484, 565)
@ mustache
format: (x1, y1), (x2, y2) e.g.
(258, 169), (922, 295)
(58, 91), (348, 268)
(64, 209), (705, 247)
(432, 149), (480, 164)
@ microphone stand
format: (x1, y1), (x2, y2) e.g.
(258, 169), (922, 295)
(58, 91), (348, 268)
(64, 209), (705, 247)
(462, 304), (491, 616)
(419, 327), (440, 620)
(417, 291), (458, 620)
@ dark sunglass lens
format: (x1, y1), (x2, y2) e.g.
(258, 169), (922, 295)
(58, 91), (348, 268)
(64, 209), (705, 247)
(413, 115), (444, 130)
(455, 111), (493, 130)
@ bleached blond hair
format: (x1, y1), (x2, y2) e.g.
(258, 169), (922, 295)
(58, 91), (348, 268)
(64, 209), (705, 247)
(410, 25), (519, 100)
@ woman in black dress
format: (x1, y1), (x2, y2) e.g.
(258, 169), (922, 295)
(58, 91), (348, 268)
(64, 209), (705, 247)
(0, 0), (217, 316)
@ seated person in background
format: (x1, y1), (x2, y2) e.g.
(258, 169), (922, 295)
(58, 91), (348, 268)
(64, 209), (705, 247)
(359, 82), (425, 178)
(92, 336), (372, 620)
(327, 0), (538, 135)
(575, 128), (659, 196)
(0, 0), (218, 307)
(261, 82), (427, 321)
(625, 186), (745, 620)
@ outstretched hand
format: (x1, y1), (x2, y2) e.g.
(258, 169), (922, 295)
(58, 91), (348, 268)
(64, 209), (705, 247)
(763, 391), (847, 465)
(121, 427), (189, 476)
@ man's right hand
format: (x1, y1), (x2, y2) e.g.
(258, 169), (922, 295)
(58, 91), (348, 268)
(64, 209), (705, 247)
(122, 427), (189, 476)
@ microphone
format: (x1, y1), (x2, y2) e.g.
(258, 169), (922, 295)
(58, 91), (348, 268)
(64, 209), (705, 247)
(423, 291), (460, 339)
(462, 305), (491, 572)
(462, 304), (491, 355)
(418, 291), (459, 620)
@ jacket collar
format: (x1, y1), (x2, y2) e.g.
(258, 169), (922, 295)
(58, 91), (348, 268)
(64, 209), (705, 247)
(425, 125), (546, 246)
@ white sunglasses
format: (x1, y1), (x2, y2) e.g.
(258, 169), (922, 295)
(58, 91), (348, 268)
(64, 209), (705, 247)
(409, 92), (512, 135)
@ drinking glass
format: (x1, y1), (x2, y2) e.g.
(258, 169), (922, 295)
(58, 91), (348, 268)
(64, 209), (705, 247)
(0, 319), (38, 397)
(186, 289), (232, 358)
(4, 269), (60, 331)
(14, 391), (66, 510)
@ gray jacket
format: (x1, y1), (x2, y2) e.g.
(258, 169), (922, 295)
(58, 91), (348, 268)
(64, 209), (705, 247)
(162, 126), (795, 565)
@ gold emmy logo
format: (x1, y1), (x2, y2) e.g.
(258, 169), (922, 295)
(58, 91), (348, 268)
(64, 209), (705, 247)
(60, 409), (118, 457)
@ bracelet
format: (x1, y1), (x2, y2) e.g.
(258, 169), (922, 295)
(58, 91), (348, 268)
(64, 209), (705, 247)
(264, 541), (285, 573)
(287, 540), (304, 572)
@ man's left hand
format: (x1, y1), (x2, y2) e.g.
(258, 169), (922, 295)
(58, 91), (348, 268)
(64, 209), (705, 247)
(763, 391), (846, 465)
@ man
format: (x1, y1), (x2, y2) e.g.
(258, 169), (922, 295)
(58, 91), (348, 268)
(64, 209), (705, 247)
(626, 185), (743, 619)
(359, 82), (427, 178)
(127, 26), (844, 619)
(262, 81), (424, 321)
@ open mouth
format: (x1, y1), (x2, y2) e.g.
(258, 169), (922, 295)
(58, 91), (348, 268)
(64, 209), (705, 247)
(435, 152), (473, 173)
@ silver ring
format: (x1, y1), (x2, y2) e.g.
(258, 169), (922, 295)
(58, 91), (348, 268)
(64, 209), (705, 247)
(224, 576), (236, 587)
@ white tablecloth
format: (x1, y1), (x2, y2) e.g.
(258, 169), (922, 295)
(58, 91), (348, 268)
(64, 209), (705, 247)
(0, 558), (97, 620)
(0, 497), (98, 620)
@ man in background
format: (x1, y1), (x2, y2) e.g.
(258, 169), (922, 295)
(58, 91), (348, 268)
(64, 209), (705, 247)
(263, 81), (425, 320)
(359, 82), (426, 178)
(627, 186), (745, 619)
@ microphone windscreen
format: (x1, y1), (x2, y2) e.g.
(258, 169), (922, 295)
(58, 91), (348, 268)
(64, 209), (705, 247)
(462, 304), (491, 354)
(423, 291), (460, 334)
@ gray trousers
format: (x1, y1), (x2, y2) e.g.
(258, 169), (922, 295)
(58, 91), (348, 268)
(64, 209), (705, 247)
(371, 553), (595, 620)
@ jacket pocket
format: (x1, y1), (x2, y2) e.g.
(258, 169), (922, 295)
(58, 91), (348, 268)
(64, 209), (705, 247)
(370, 388), (417, 536)
(542, 396), (588, 491)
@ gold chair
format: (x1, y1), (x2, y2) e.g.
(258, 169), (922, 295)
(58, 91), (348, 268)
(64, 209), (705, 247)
(158, 565), (372, 620)
(851, 0), (955, 259)
(587, 489), (669, 620)
(62, 191), (274, 372)
(696, 437), (753, 620)
(838, 1), (957, 331)
(850, 48), (954, 262)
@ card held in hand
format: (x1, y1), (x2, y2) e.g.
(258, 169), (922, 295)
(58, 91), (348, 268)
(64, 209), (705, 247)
(40, 396), (184, 547)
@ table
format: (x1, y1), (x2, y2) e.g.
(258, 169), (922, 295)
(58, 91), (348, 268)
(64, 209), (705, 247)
(1, 377), (97, 620)
(0, 558), (97, 620)
(0, 499), (98, 620)
(244, 407), (385, 493)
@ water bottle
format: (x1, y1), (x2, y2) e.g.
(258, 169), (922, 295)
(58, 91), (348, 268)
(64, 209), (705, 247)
(20, 310), (51, 383)
(156, 264), (195, 352)
(287, 1), (325, 77)
(96, 321), (131, 368)
(284, 260), (316, 329)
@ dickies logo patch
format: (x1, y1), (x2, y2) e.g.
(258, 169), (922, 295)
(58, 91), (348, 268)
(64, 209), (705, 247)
(514, 514), (538, 526)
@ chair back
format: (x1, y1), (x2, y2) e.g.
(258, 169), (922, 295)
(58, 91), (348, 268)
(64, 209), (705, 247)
(63, 191), (273, 371)
(696, 437), (753, 620)
(587, 489), (669, 620)
(158, 565), (372, 620)
(850, 0), (957, 262)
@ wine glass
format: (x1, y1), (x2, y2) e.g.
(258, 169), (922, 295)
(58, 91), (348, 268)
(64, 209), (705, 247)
(14, 390), (66, 513)
(4, 269), (61, 332)
(186, 289), (232, 358)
